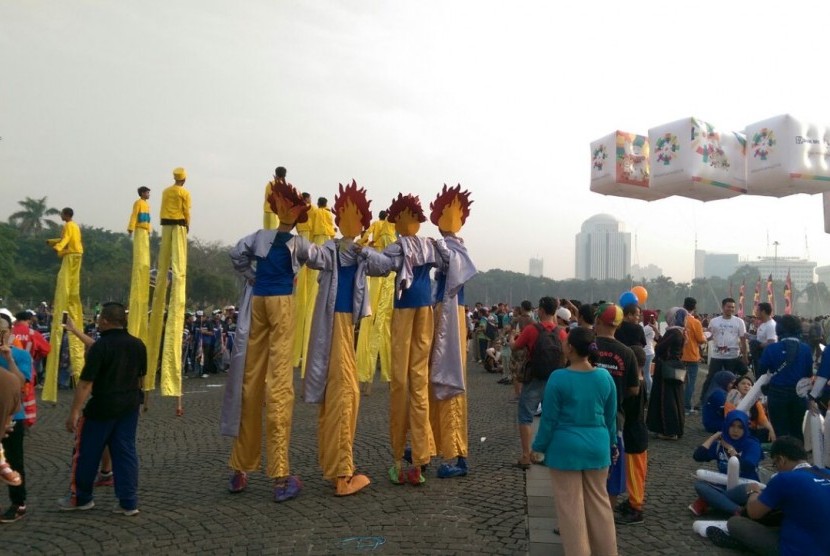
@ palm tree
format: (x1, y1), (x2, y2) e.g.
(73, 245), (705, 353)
(8, 196), (61, 235)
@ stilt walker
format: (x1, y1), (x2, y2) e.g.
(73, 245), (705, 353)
(428, 185), (477, 479)
(361, 194), (444, 486)
(291, 192), (314, 367)
(355, 211), (397, 393)
(43, 208), (85, 402)
(127, 187), (152, 347)
(263, 166), (286, 230)
(221, 177), (314, 502)
(305, 181), (373, 496)
(295, 197), (336, 379)
(145, 168), (190, 401)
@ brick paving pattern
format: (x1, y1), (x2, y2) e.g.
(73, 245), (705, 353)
(2, 364), (755, 554)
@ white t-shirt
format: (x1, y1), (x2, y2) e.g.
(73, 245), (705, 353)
(756, 319), (778, 345)
(709, 315), (747, 359)
(642, 324), (656, 356)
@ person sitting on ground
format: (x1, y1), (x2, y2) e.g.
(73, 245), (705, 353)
(484, 340), (503, 373)
(706, 436), (830, 556)
(702, 370), (737, 433)
(724, 375), (776, 443)
(688, 410), (762, 516)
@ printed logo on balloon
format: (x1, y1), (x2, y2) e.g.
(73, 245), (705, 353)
(751, 127), (775, 161)
(655, 133), (679, 166)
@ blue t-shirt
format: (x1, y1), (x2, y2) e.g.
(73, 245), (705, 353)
(433, 271), (464, 306)
(0, 346), (33, 420)
(395, 264), (433, 309)
(253, 232), (295, 297)
(334, 262), (357, 313)
(759, 338), (813, 387)
(702, 389), (727, 433)
(758, 466), (830, 556)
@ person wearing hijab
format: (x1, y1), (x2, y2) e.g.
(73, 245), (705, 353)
(702, 371), (737, 433)
(756, 314), (814, 442)
(646, 307), (687, 440)
(688, 410), (762, 516)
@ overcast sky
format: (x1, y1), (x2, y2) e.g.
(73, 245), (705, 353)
(3, 0), (830, 282)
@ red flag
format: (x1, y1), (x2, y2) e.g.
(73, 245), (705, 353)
(766, 274), (775, 314)
(738, 280), (745, 318)
(784, 270), (792, 315)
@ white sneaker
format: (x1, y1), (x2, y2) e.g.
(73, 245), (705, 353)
(534, 403), (542, 417)
(112, 504), (140, 517)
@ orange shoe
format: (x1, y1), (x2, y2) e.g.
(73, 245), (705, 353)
(335, 474), (371, 496)
(176, 408), (184, 417)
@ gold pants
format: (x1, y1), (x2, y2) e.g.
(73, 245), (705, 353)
(229, 295), (295, 478)
(293, 233), (326, 376)
(43, 254), (84, 403)
(429, 305), (468, 459)
(356, 273), (395, 383)
(127, 227), (150, 346)
(145, 224), (187, 396)
(317, 313), (360, 480)
(389, 306), (434, 466)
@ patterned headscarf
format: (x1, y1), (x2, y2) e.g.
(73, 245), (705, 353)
(664, 307), (688, 330)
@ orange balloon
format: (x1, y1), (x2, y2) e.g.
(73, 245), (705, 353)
(632, 285), (648, 306)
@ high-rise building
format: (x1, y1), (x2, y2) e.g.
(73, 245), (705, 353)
(630, 263), (664, 281)
(695, 249), (740, 279)
(746, 257), (816, 291)
(575, 214), (631, 280)
(528, 257), (543, 278)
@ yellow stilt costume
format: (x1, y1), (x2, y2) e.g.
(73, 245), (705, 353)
(127, 187), (152, 347)
(304, 181), (373, 496)
(295, 198), (335, 377)
(263, 168), (286, 230)
(145, 167), (191, 397)
(43, 210), (84, 402)
(224, 177), (312, 501)
(361, 194), (445, 485)
(355, 215), (397, 384)
(290, 198), (313, 368)
(427, 185), (477, 478)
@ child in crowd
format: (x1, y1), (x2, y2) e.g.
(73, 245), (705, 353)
(724, 375), (776, 443)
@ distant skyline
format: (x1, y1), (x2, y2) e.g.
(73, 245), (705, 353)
(3, 1), (830, 283)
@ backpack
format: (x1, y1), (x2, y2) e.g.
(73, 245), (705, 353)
(525, 323), (565, 381)
(484, 320), (498, 341)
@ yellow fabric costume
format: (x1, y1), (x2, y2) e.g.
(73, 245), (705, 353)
(230, 295), (295, 478)
(355, 219), (397, 383)
(127, 197), (151, 346)
(291, 205), (315, 368)
(293, 205), (335, 376)
(146, 168), (191, 396)
(263, 181), (279, 230)
(429, 305), (468, 459)
(43, 219), (84, 402)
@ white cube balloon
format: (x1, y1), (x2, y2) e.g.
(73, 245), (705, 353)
(590, 131), (664, 201)
(648, 117), (747, 202)
(746, 114), (830, 197)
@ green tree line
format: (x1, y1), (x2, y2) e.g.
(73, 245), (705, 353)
(0, 197), (241, 313)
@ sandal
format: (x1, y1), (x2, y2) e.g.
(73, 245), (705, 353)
(176, 408), (184, 417)
(516, 460), (531, 470)
(0, 462), (22, 486)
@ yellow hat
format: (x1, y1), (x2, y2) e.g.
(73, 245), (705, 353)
(173, 167), (187, 180)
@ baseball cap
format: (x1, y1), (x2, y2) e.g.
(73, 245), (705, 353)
(555, 307), (572, 322)
(595, 303), (623, 327)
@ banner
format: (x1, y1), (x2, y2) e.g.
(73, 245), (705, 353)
(753, 277), (761, 315)
(766, 274), (775, 314)
(738, 281), (745, 318)
(784, 271), (792, 315)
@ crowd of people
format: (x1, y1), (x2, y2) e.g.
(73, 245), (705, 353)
(467, 295), (830, 555)
(1, 165), (829, 554)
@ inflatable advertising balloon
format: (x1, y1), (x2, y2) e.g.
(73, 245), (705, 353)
(648, 118), (747, 202)
(746, 114), (830, 197)
(590, 131), (666, 201)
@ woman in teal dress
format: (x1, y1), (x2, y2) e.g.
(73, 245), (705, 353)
(532, 327), (619, 556)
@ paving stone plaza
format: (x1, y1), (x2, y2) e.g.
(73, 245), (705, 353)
(5, 364), (740, 555)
